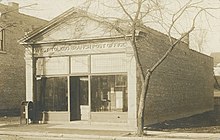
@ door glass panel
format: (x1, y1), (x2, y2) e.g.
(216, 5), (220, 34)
(79, 77), (89, 105)
(91, 75), (127, 112)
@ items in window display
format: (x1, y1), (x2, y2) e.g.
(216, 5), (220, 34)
(36, 75), (127, 113)
(91, 75), (127, 112)
(115, 75), (127, 87)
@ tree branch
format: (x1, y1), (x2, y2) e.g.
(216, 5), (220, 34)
(116, 0), (134, 22)
(149, 26), (195, 73)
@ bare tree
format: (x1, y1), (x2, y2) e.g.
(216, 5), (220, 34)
(23, 0), (218, 136)
(96, 0), (219, 136)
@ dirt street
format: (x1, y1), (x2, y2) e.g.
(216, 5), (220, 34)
(0, 111), (220, 140)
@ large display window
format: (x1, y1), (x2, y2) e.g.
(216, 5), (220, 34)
(36, 77), (68, 111)
(35, 53), (128, 115)
(91, 75), (127, 112)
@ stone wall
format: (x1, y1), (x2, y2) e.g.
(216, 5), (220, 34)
(0, 3), (47, 116)
(136, 28), (214, 125)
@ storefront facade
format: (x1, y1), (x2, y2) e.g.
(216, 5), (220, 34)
(24, 39), (137, 127)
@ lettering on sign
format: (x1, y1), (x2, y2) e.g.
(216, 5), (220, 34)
(34, 42), (127, 54)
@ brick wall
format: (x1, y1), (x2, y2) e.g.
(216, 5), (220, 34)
(0, 4), (47, 116)
(136, 29), (214, 125)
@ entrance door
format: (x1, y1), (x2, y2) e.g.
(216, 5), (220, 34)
(70, 76), (88, 121)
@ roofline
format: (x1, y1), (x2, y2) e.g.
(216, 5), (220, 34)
(19, 7), (128, 44)
(19, 7), (79, 43)
(20, 34), (134, 45)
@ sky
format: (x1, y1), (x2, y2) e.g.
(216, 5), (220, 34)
(0, 0), (74, 20)
(0, 0), (220, 55)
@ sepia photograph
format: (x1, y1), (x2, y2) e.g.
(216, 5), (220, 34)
(0, 0), (220, 139)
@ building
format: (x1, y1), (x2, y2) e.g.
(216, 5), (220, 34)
(210, 52), (220, 95)
(210, 52), (220, 115)
(0, 2), (47, 115)
(20, 7), (213, 129)
(211, 52), (220, 76)
(210, 52), (220, 98)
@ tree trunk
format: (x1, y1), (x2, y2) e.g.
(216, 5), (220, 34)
(137, 71), (152, 136)
(136, 29), (194, 136)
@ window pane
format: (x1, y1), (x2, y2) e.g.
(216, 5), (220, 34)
(37, 77), (68, 111)
(79, 77), (88, 105)
(91, 54), (127, 73)
(71, 56), (88, 73)
(37, 57), (69, 75)
(91, 75), (127, 112)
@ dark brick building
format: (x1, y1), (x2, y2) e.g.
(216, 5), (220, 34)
(20, 7), (213, 129)
(136, 28), (214, 125)
(0, 2), (47, 115)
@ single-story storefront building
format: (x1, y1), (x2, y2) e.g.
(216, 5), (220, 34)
(20, 7), (214, 129)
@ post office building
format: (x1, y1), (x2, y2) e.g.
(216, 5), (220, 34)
(20, 7), (214, 129)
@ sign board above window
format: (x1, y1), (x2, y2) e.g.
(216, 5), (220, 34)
(34, 41), (130, 57)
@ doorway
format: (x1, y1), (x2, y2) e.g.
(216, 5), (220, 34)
(70, 76), (88, 121)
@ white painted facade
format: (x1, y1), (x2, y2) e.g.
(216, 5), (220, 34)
(22, 8), (139, 128)
(25, 40), (137, 127)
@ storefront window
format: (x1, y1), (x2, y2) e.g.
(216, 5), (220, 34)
(91, 75), (127, 112)
(91, 54), (127, 73)
(36, 57), (69, 75)
(71, 56), (89, 73)
(37, 77), (68, 111)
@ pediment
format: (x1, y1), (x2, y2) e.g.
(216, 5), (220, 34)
(33, 14), (124, 43)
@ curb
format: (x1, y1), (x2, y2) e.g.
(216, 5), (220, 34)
(1, 130), (220, 140)
(0, 131), (146, 140)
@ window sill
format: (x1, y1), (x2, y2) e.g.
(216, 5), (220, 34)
(0, 51), (6, 54)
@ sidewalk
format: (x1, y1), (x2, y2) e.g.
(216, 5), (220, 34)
(49, 121), (137, 131)
(0, 122), (220, 140)
(0, 129), (220, 140)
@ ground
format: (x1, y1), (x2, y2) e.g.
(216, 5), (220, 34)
(0, 110), (220, 139)
(1, 111), (218, 133)
(0, 109), (219, 133)
(147, 110), (220, 133)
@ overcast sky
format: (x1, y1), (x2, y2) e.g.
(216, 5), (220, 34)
(0, 0), (74, 19)
(1, 0), (220, 55)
